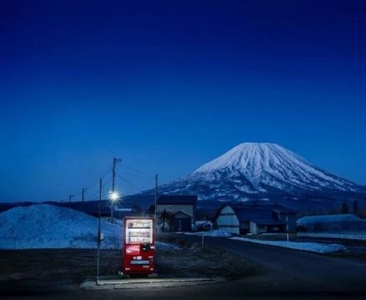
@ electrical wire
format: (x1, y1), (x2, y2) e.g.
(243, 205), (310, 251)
(122, 163), (156, 179)
(64, 159), (157, 204)
(63, 160), (113, 202)
(117, 174), (147, 194)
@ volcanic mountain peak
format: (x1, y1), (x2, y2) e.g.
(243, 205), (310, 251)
(138, 142), (366, 211)
(194, 142), (308, 175)
(189, 142), (360, 192)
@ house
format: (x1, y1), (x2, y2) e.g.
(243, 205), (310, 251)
(155, 195), (197, 232)
(296, 214), (366, 233)
(213, 203), (297, 235)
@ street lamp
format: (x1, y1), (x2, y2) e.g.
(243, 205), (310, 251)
(109, 190), (120, 223)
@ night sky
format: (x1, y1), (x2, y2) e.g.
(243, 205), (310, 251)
(1, 0), (366, 202)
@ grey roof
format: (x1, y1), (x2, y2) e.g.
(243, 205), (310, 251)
(157, 195), (197, 205)
(232, 207), (273, 222)
(271, 206), (296, 214)
(229, 204), (294, 223)
(251, 219), (284, 225)
(297, 214), (362, 225)
(174, 210), (192, 218)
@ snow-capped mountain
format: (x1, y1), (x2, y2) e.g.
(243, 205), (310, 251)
(152, 143), (366, 203)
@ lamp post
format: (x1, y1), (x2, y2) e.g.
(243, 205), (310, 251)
(286, 213), (289, 242)
(109, 190), (120, 223)
(110, 157), (121, 223)
(97, 178), (102, 284)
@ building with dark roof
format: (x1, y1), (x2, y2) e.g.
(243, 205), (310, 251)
(155, 195), (197, 232)
(296, 214), (366, 233)
(213, 203), (297, 235)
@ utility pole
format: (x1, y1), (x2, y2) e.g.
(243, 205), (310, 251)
(82, 188), (87, 212)
(286, 214), (289, 242)
(97, 178), (102, 283)
(155, 174), (158, 227)
(69, 194), (74, 204)
(110, 158), (121, 223)
(112, 158), (122, 193)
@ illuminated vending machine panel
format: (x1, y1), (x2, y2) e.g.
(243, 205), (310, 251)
(122, 217), (155, 275)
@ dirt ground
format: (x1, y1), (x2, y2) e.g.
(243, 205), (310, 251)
(0, 236), (257, 293)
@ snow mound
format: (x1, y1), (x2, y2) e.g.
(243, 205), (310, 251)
(231, 237), (346, 253)
(186, 230), (346, 253)
(186, 230), (233, 238)
(0, 204), (122, 249)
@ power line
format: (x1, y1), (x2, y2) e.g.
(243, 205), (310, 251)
(63, 161), (113, 202)
(117, 174), (155, 194)
(86, 176), (112, 200)
(122, 164), (156, 179)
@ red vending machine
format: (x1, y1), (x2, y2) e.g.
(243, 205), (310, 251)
(122, 217), (155, 276)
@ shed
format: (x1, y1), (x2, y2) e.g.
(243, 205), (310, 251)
(174, 210), (192, 232)
(296, 214), (364, 233)
(155, 195), (197, 232)
(214, 203), (296, 235)
(297, 214), (361, 225)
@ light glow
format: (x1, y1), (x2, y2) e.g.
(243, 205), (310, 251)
(109, 191), (120, 202)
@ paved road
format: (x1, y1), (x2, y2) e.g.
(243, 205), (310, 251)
(199, 235), (366, 291)
(4, 235), (366, 299)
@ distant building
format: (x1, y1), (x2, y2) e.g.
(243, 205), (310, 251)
(296, 214), (366, 233)
(213, 203), (297, 235)
(153, 195), (197, 232)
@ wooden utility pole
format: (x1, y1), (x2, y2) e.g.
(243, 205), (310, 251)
(97, 178), (102, 282)
(155, 174), (158, 227)
(82, 188), (87, 212)
(286, 214), (289, 242)
(112, 158), (122, 191)
(111, 158), (121, 222)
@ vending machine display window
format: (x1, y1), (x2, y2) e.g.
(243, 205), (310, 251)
(122, 217), (155, 276)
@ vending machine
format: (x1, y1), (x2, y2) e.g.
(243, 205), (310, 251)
(122, 217), (155, 276)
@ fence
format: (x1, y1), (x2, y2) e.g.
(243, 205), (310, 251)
(297, 220), (366, 240)
(297, 232), (366, 240)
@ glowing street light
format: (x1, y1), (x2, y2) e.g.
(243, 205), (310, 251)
(109, 190), (120, 201)
(109, 190), (120, 223)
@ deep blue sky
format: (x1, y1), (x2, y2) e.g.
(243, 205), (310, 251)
(1, 0), (366, 202)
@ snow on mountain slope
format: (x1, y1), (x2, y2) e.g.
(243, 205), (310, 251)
(194, 143), (360, 192)
(155, 143), (365, 201)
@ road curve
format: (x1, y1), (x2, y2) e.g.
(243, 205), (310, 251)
(4, 235), (366, 300)
(79, 234), (366, 299)
(197, 235), (366, 293)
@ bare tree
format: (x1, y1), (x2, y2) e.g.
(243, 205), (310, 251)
(157, 209), (173, 232)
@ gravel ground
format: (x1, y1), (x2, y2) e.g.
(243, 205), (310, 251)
(0, 237), (257, 293)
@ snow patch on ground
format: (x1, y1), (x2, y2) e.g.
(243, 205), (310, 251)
(187, 230), (346, 253)
(231, 236), (346, 253)
(186, 230), (232, 238)
(0, 204), (175, 250)
(0, 204), (121, 249)
(0, 204), (347, 253)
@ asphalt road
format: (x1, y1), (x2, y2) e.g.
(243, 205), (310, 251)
(200, 235), (366, 291)
(4, 235), (366, 299)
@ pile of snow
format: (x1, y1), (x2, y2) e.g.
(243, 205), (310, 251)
(187, 230), (346, 253)
(231, 237), (346, 253)
(0, 204), (346, 253)
(0, 204), (122, 249)
(0, 204), (178, 250)
(186, 229), (232, 238)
